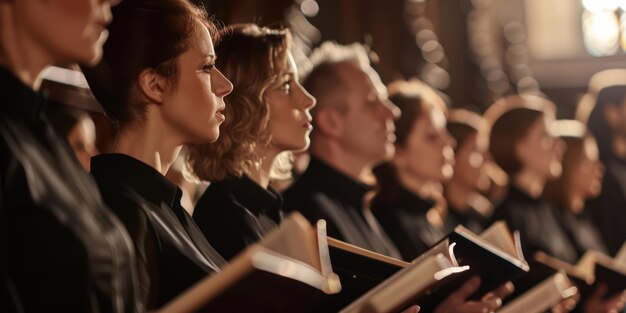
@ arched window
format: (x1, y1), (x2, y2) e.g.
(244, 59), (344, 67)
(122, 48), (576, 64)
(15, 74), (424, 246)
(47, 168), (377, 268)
(582, 0), (625, 56)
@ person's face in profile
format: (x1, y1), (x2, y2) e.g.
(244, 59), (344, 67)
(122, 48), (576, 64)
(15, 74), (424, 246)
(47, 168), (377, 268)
(453, 132), (490, 191)
(20, 0), (117, 65)
(160, 21), (233, 145)
(570, 136), (604, 200)
(516, 114), (565, 180)
(397, 104), (455, 184)
(604, 96), (626, 135)
(266, 52), (317, 153)
(336, 63), (398, 164)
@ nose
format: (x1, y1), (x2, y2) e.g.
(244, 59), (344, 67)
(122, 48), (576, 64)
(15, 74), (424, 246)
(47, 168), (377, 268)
(214, 68), (233, 98)
(299, 83), (316, 110)
(102, 3), (113, 25)
(554, 137), (566, 156)
(380, 99), (400, 120)
(447, 135), (457, 150)
(596, 161), (606, 176)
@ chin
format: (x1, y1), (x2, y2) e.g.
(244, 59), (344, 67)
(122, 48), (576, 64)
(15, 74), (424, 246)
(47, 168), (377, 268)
(75, 47), (100, 66)
(207, 129), (220, 143)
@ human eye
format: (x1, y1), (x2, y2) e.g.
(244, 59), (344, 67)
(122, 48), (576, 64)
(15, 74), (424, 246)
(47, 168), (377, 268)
(280, 80), (292, 94)
(201, 63), (215, 74)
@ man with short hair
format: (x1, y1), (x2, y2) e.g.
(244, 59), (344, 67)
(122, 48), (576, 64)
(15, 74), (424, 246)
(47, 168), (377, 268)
(283, 42), (508, 313)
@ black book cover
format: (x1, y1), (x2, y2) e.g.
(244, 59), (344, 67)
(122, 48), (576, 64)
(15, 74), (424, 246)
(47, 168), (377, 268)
(415, 227), (529, 311)
(596, 262), (626, 299)
(316, 240), (406, 311)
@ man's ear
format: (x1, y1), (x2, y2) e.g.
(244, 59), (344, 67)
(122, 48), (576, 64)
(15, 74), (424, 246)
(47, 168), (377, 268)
(314, 108), (344, 138)
(137, 68), (168, 104)
(604, 103), (622, 130)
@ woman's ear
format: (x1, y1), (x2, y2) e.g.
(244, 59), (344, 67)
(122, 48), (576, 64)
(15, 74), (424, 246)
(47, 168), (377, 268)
(137, 68), (167, 104)
(314, 108), (344, 138)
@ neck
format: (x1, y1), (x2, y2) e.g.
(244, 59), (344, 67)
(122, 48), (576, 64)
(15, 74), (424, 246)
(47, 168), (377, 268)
(514, 169), (546, 199)
(444, 179), (472, 212)
(310, 139), (375, 182)
(566, 194), (585, 214)
(0, 5), (53, 90)
(613, 133), (626, 159)
(248, 146), (281, 189)
(391, 157), (441, 200)
(387, 159), (448, 223)
(112, 110), (183, 175)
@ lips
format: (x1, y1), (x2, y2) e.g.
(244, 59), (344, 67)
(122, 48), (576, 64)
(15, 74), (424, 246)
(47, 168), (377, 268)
(215, 106), (226, 122)
(302, 120), (313, 130)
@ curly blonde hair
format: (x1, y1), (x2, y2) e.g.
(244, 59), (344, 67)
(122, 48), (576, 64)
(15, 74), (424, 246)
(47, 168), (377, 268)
(185, 24), (292, 182)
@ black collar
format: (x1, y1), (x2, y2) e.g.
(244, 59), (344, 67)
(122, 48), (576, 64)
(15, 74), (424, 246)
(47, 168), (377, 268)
(0, 66), (47, 123)
(91, 153), (181, 208)
(506, 185), (543, 206)
(223, 175), (283, 217)
(300, 156), (373, 210)
(394, 185), (436, 213)
(373, 179), (435, 214)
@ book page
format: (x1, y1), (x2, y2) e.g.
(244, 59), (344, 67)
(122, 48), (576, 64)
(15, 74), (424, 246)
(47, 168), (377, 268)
(535, 252), (589, 282)
(341, 253), (468, 313)
(480, 221), (519, 260)
(454, 225), (528, 269)
(499, 272), (578, 313)
(260, 212), (321, 270)
(411, 238), (450, 265)
(158, 247), (340, 313)
(616, 242), (626, 266)
(327, 237), (410, 268)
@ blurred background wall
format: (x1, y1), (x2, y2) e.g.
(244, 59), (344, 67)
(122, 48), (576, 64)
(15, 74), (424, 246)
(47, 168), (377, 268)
(199, 0), (626, 117)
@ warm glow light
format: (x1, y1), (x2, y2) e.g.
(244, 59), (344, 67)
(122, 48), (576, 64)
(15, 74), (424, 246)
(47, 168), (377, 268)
(621, 13), (626, 51)
(582, 0), (619, 13)
(583, 11), (620, 56)
(300, 0), (319, 17)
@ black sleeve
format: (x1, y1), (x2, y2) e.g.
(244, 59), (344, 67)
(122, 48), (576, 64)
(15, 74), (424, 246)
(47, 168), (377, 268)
(11, 205), (94, 312)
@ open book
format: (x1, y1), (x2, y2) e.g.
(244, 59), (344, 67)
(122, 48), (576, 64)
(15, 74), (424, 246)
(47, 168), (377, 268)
(413, 221), (530, 311)
(311, 238), (410, 311)
(499, 271), (578, 313)
(532, 249), (626, 300)
(157, 213), (341, 313)
(340, 242), (469, 313)
(576, 250), (626, 298)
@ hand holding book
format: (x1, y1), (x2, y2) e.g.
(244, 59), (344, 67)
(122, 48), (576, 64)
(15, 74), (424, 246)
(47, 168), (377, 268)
(581, 283), (626, 313)
(433, 277), (513, 313)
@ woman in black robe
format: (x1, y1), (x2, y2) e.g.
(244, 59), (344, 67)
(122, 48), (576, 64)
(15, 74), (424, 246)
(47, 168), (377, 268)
(82, 0), (233, 308)
(0, 0), (141, 312)
(186, 24), (316, 261)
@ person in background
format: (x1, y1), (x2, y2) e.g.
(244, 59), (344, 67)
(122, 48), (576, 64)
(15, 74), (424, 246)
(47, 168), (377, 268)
(0, 0), (142, 312)
(544, 120), (608, 257)
(583, 73), (626, 254)
(443, 109), (494, 234)
(545, 120), (626, 313)
(371, 80), (456, 261)
(82, 0), (233, 308)
(186, 24), (316, 261)
(486, 94), (574, 262)
(283, 44), (506, 313)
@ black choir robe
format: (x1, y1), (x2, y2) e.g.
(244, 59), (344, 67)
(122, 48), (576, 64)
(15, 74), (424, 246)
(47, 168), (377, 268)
(193, 175), (283, 261)
(0, 67), (140, 313)
(91, 153), (226, 309)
